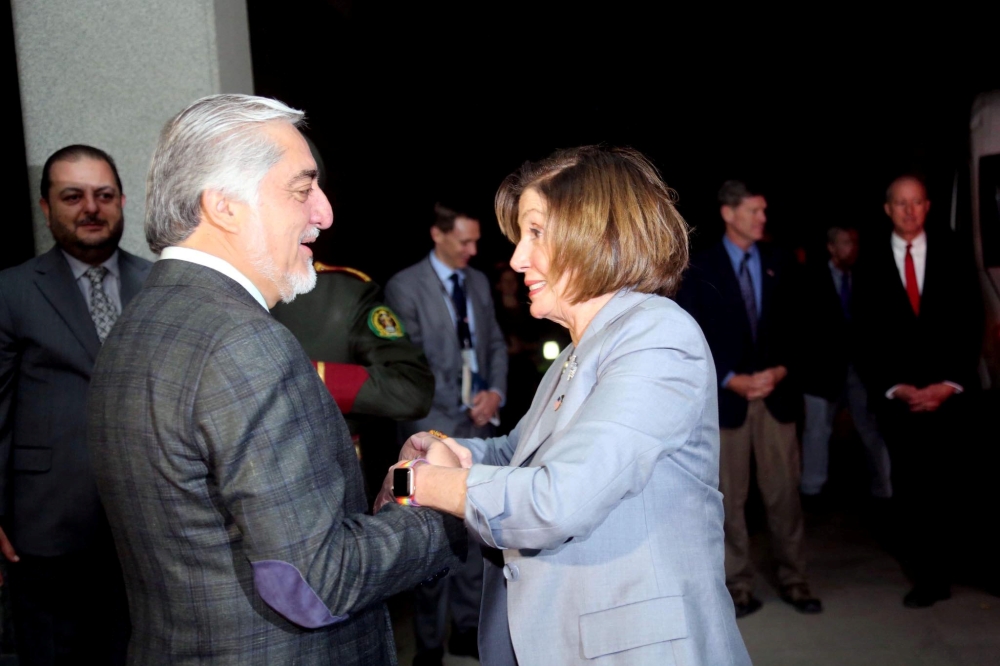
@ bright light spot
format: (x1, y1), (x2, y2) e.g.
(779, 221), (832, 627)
(542, 341), (560, 360)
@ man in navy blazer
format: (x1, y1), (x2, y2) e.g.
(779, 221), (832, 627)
(677, 180), (821, 618)
(853, 175), (982, 608)
(0, 145), (150, 665)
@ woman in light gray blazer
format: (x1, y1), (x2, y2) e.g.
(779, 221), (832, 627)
(379, 146), (751, 665)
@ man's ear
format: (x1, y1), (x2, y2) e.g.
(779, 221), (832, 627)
(720, 205), (734, 224)
(200, 189), (245, 234)
(120, 193), (126, 209)
(883, 202), (892, 219)
(39, 198), (51, 228)
(430, 226), (443, 245)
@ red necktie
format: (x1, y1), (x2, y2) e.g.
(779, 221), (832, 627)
(904, 243), (920, 316)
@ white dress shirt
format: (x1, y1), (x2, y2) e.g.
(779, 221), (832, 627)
(160, 247), (268, 310)
(890, 230), (926, 294)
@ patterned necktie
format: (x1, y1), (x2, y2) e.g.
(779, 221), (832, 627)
(904, 243), (920, 316)
(738, 252), (758, 341)
(839, 269), (851, 320)
(85, 265), (117, 342)
(449, 273), (472, 349)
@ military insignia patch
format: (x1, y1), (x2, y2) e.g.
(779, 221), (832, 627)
(368, 306), (405, 339)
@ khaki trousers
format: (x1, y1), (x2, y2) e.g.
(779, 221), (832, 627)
(721, 399), (807, 595)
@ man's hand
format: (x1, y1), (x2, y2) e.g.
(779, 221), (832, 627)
(400, 431), (473, 468)
(468, 390), (501, 428)
(908, 383), (957, 413)
(890, 384), (920, 404)
(0, 525), (20, 586)
(727, 366), (785, 401)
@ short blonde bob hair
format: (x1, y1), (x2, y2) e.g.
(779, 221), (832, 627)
(495, 145), (690, 300)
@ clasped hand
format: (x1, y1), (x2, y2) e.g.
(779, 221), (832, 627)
(372, 432), (472, 514)
(892, 383), (956, 412)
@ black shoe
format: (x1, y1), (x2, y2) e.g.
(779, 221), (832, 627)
(413, 647), (444, 666)
(780, 585), (823, 614)
(731, 591), (763, 618)
(903, 584), (951, 608)
(448, 626), (480, 659)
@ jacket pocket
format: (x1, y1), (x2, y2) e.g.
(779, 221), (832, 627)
(12, 447), (52, 472)
(579, 595), (688, 659)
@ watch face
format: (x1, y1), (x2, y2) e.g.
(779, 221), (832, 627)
(392, 467), (412, 498)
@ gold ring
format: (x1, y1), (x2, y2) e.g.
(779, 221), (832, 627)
(428, 429), (448, 439)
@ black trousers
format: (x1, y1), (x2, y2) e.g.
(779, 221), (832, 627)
(8, 534), (130, 666)
(878, 395), (968, 589)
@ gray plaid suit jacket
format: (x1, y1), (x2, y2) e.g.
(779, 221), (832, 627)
(87, 259), (466, 665)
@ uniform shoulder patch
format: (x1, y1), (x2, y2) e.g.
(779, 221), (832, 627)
(313, 262), (372, 282)
(368, 306), (405, 339)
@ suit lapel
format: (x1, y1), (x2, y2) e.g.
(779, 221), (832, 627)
(509, 348), (569, 467)
(710, 244), (753, 338)
(419, 258), (461, 361)
(118, 250), (148, 305)
(759, 244), (776, 322)
(33, 246), (101, 361)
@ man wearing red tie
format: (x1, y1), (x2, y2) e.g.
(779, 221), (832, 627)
(854, 174), (982, 608)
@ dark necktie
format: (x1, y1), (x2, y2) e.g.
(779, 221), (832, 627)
(839, 270), (851, 320)
(85, 265), (117, 343)
(738, 252), (758, 341)
(904, 243), (920, 316)
(449, 273), (472, 349)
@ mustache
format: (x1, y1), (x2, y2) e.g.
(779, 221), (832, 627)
(76, 214), (109, 226)
(300, 228), (320, 243)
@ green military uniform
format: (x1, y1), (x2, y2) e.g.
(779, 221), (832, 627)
(272, 263), (434, 498)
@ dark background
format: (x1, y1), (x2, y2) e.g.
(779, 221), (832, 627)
(6, 3), (998, 279)
(246, 2), (999, 287)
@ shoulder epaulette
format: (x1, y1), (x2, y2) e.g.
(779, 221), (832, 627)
(313, 262), (372, 282)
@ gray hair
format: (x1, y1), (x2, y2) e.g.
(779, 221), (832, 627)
(145, 94), (305, 254)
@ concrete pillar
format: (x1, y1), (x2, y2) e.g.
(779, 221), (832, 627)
(12, 0), (254, 260)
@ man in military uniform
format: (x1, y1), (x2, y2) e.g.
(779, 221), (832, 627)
(272, 261), (434, 499)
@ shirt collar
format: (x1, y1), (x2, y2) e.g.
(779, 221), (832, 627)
(159, 246), (269, 310)
(428, 249), (463, 284)
(891, 230), (926, 251)
(62, 249), (120, 280)
(722, 235), (758, 265)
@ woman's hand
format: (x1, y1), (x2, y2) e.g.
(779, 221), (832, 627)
(400, 431), (473, 468)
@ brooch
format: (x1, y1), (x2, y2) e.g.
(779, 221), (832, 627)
(563, 354), (578, 381)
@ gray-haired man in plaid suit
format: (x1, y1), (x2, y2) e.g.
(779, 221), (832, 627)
(87, 94), (466, 665)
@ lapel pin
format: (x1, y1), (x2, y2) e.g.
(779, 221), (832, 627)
(563, 354), (578, 381)
(554, 394), (564, 411)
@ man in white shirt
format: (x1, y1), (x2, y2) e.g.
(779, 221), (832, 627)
(854, 175), (982, 608)
(0, 145), (151, 665)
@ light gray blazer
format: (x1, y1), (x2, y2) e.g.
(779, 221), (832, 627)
(461, 291), (751, 666)
(385, 256), (507, 436)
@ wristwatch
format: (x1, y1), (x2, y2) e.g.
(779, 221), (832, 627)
(393, 458), (427, 506)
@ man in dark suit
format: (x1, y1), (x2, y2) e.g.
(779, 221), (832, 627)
(385, 203), (508, 665)
(853, 175), (982, 608)
(0, 144), (150, 665)
(677, 180), (820, 618)
(800, 226), (892, 502)
(87, 94), (466, 664)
